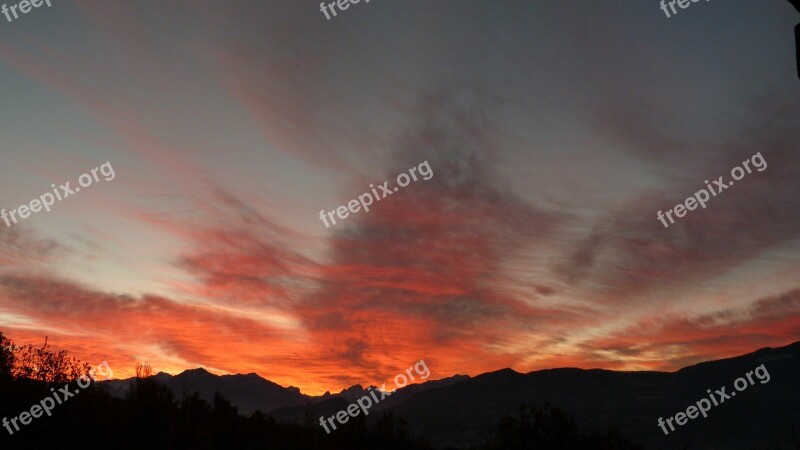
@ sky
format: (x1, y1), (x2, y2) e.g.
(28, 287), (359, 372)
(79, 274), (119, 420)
(0, 0), (798, 395)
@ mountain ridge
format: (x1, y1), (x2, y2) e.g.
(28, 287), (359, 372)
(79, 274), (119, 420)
(103, 341), (800, 449)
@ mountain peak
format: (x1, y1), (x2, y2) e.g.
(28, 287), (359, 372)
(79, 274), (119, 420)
(340, 384), (364, 393)
(180, 367), (213, 377)
(484, 368), (522, 376)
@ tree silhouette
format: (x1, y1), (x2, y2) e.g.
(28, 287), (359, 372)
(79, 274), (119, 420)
(0, 332), (14, 378)
(9, 336), (89, 383)
(474, 403), (642, 450)
(135, 361), (153, 378)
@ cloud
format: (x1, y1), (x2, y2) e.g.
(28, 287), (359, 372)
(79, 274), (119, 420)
(0, 227), (67, 271)
(155, 88), (568, 385)
(0, 0), (798, 395)
(575, 287), (800, 371)
(176, 189), (319, 308)
(291, 87), (567, 378)
(0, 273), (318, 387)
(557, 92), (800, 302)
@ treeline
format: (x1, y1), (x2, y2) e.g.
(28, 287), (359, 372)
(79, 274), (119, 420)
(0, 332), (643, 450)
(466, 403), (642, 450)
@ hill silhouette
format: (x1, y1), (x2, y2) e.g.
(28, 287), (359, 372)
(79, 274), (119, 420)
(381, 342), (800, 449)
(2, 331), (799, 449)
(96, 340), (800, 449)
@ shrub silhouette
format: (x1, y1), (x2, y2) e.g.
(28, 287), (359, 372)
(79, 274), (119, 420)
(10, 336), (89, 383)
(473, 403), (642, 450)
(0, 332), (14, 378)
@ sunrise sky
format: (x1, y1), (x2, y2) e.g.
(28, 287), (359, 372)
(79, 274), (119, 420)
(0, 0), (798, 395)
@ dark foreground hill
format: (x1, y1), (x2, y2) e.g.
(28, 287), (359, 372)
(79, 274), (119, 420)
(100, 341), (800, 449)
(383, 341), (800, 449)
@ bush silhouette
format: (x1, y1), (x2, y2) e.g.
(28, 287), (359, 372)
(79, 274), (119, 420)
(473, 403), (642, 450)
(10, 336), (89, 383)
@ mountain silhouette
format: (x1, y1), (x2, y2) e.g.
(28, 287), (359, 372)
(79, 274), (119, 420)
(385, 342), (800, 449)
(102, 342), (800, 449)
(104, 366), (311, 414)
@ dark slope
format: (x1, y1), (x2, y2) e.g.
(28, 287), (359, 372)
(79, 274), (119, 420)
(385, 342), (800, 449)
